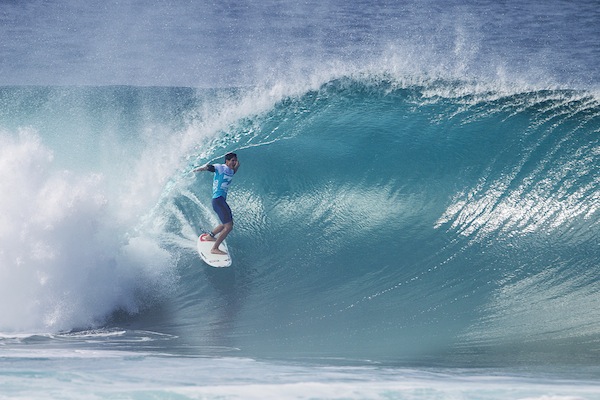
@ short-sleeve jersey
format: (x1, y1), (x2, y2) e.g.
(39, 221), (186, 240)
(211, 164), (235, 199)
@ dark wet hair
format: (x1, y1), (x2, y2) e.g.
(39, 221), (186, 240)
(225, 152), (237, 161)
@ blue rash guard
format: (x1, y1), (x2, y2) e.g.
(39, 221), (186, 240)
(211, 164), (235, 199)
(210, 164), (235, 224)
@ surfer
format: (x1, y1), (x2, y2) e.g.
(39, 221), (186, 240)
(194, 153), (240, 255)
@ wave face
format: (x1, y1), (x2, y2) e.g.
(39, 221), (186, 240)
(1, 79), (599, 366)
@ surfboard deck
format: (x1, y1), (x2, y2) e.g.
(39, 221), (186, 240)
(197, 233), (232, 268)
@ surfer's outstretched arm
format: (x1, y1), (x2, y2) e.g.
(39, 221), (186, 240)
(193, 164), (215, 173)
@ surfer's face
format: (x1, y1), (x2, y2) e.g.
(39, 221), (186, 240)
(226, 157), (238, 168)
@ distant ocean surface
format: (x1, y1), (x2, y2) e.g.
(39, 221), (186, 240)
(1, 1), (599, 399)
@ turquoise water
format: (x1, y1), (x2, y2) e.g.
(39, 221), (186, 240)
(1, 79), (598, 398)
(1, 0), (599, 398)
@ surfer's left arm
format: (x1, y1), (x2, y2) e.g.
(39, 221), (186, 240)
(193, 164), (215, 173)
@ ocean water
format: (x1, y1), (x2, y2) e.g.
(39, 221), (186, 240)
(1, 0), (600, 399)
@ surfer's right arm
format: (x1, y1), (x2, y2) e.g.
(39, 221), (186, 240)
(193, 164), (216, 173)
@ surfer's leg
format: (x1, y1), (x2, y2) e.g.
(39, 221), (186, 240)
(210, 197), (233, 254)
(205, 225), (223, 241)
(211, 222), (232, 254)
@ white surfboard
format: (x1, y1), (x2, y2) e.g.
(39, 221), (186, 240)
(197, 233), (232, 268)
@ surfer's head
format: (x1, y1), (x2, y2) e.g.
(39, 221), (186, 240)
(225, 152), (239, 171)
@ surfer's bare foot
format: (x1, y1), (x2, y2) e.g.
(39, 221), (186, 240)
(211, 248), (227, 255)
